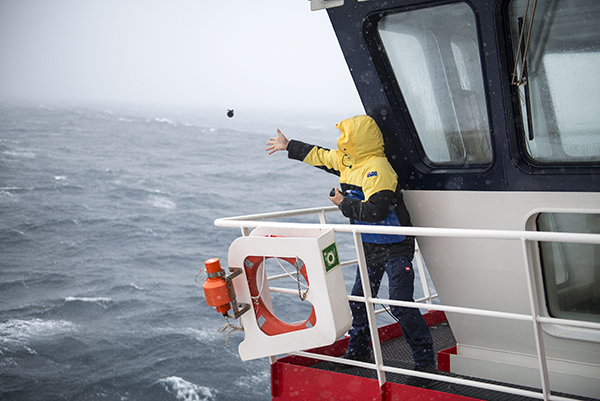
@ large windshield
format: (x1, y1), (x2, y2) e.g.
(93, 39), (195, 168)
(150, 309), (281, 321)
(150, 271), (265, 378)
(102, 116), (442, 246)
(378, 3), (492, 166)
(509, 0), (600, 163)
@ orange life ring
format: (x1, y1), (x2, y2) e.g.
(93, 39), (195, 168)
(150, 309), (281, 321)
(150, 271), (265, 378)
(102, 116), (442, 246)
(244, 254), (317, 336)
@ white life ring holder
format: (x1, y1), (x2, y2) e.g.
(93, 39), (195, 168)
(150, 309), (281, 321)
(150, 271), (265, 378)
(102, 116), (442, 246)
(244, 254), (317, 336)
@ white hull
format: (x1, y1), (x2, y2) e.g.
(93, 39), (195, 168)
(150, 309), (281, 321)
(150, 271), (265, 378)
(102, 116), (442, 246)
(405, 190), (600, 398)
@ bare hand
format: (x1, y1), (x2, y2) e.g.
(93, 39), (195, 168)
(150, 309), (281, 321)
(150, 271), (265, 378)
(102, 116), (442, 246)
(329, 187), (344, 206)
(266, 129), (290, 155)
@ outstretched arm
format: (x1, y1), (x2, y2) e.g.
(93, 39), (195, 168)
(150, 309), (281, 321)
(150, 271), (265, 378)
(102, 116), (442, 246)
(266, 129), (290, 155)
(270, 132), (341, 177)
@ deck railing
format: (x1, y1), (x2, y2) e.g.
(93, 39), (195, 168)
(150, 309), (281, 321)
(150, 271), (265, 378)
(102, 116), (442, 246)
(214, 205), (600, 401)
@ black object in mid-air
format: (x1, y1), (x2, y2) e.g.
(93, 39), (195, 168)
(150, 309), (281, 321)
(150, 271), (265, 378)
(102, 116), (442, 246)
(227, 109), (234, 118)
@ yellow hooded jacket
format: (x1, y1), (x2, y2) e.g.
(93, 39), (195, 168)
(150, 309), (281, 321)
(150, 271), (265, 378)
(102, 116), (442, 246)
(287, 115), (414, 262)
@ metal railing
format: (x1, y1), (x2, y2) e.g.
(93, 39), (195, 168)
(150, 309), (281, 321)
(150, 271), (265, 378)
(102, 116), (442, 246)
(215, 205), (600, 401)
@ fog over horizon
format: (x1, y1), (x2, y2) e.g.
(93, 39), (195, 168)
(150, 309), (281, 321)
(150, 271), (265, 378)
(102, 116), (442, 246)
(0, 0), (364, 116)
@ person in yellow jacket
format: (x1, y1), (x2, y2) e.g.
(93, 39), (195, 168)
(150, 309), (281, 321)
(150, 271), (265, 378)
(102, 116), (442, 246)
(266, 115), (436, 387)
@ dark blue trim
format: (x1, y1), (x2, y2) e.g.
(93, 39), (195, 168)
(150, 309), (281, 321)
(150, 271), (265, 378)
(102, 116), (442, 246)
(326, 0), (600, 192)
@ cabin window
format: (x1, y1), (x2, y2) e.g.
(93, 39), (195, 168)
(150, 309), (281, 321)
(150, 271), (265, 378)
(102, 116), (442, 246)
(537, 213), (600, 323)
(509, 0), (600, 163)
(378, 3), (492, 166)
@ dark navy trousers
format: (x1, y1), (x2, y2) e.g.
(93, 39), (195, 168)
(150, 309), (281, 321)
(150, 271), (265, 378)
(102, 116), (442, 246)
(347, 255), (435, 368)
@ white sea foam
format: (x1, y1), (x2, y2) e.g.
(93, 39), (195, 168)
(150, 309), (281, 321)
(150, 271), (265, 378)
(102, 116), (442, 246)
(0, 319), (76, 352)
(5, 229), (26, 237)
(154, 118), (176, 126)
(3, 150), (35, 159)
(182, 327), (216, 342)
(0, 357), (18, 368)
(64, 296), (112, 304)
(129, 283), (144, 291)
(148, 195), (176, 210)
(0, 318), (75, 338)
(233, 370), (270, 390)
(158, 376), (216, 401)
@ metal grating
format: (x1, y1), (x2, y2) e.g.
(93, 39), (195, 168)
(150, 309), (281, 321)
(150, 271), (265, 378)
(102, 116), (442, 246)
(310, 321), (598, 401)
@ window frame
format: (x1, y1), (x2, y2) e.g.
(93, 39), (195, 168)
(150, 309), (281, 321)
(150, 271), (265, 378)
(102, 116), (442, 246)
(503, 0), (600, 171)
(533, 212), (600, 326)
(366, 1), (495, 173)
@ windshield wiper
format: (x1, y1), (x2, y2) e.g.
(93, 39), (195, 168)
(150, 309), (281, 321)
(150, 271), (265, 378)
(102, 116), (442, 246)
(511, 0), (539, 86)
(517, 16), (535, 140)
(512, 0), (538, 140)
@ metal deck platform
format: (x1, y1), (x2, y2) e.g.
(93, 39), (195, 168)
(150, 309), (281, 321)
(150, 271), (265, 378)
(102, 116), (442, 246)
(299, 320), (598, 401)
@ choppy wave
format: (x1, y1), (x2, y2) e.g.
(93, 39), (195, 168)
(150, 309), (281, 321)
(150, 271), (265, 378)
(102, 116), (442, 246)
(64, 296), (112, 304)
(157, 376), (216, 401)
(153, 118), (177, 126)
(148, 195), (177, 209)
(233, 370), (270, 390)
(0, 318), (75, 340)
(2, 149), (36, 158)
(51, 297), (114, 315)
(129, 282), (144, 290)
(0, 318), (76, 354)
(0, 187), (29, 191)
(0, 228), (29, 245)
(111, 283), (145, 292)
(0, 103), (330, 400)
(152, 326), (220, 343)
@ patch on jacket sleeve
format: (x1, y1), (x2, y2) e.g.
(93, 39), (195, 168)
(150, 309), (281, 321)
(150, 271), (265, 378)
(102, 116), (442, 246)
(367, 171), (378, 178)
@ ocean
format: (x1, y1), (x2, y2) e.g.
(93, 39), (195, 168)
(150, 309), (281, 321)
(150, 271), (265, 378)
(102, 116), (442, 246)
(0, 101), (427, 401)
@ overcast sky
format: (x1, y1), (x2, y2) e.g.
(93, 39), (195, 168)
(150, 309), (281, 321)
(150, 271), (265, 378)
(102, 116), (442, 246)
(0, 0), (364, 115)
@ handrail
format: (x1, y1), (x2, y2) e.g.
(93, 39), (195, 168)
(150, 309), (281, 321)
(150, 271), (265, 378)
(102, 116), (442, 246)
(215, 205), (600, 401)
(216, 213), (600, 245)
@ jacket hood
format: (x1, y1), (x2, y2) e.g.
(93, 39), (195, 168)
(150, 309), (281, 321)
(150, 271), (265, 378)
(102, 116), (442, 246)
(336, 115), (385, 167)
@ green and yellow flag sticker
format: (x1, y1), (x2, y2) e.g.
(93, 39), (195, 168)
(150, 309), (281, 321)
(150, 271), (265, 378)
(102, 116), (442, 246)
(322, 242), (340, 273)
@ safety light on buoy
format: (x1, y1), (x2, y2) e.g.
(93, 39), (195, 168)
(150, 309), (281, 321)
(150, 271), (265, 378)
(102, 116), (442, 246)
(203, 258), (231, 315)
(201, 258), (250, 319)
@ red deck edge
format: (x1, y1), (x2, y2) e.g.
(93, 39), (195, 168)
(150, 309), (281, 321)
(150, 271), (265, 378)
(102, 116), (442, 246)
(272, 310), (478, 400)
(271, 361), (482, 401)
(438, 345), (458, 373)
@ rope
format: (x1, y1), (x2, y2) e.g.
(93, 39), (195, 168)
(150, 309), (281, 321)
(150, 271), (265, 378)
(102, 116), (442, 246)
(251, 256), (309, 304)
(274, 257), (309, 301)
(294, 258), (308, 301)
(274, 257), (309, 289)
(218, 317), (244, 346)
(194, 268), (207, 285)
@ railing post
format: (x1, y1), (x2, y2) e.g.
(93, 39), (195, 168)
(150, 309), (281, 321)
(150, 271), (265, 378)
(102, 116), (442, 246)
(353, 231), (387, 388)
(413, 241), (433, 304)
(521, 238), (551, 400)
(318, 209), (327, 224)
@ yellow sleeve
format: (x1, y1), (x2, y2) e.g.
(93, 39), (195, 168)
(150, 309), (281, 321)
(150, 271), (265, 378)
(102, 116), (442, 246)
(303, 146), (341, 173)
